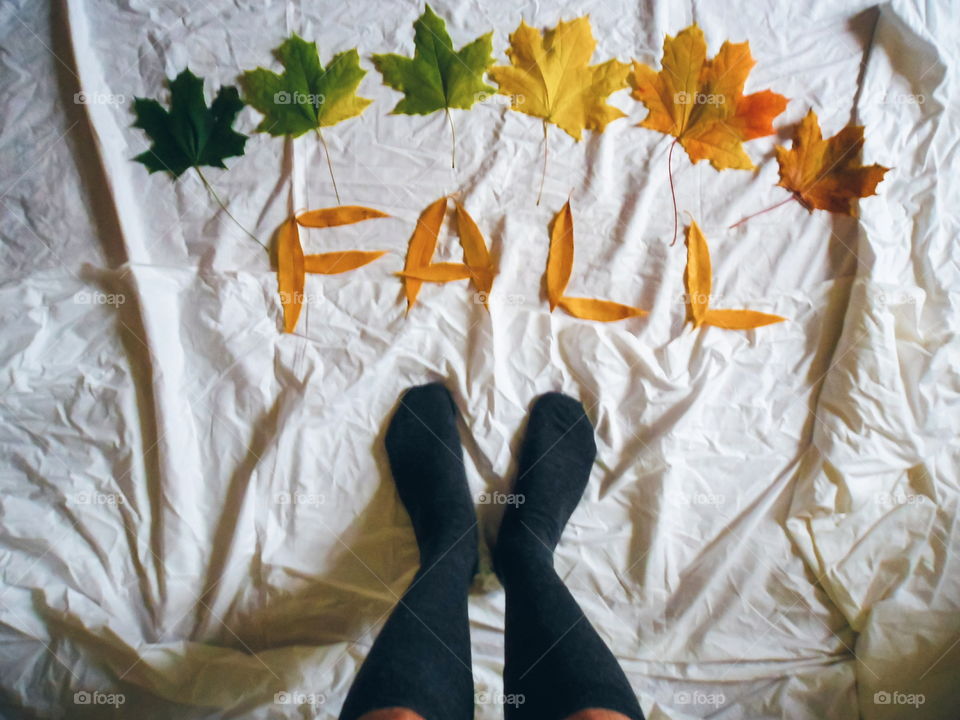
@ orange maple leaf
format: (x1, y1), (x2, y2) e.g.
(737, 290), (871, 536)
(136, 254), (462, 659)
(629, 24), (788, 170)
(775, 109), (890, 215)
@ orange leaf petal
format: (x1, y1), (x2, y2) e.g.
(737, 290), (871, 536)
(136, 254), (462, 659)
(454, 202), (495, 311)
(457, 207), (493, 272)
(304, 250), (387, 275)
(684, 221), (711, 325)
(547, 200), (574, 310)
(454, 202), (492, 271)
(296, 206), (390, 228)
(403, 197), (448, 311)
(683, 220), (787, 330)
(775, 109), (890, 216)
(395, 263), (474, 282)
(277, 217), (305, 334)
(629, 24), (788, 170)
(558, 296), (647, 321)
(703, 308), (786, 329)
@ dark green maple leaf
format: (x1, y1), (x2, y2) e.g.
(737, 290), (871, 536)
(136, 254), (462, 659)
(372, 4), (495, 166)
(239, 34), (372, 138)
(132, 69), (247, 178)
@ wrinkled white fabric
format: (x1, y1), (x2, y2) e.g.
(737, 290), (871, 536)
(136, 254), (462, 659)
(0, 0), (956, 718)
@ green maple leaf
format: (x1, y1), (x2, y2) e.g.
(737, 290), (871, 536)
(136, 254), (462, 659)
(372, 4), (495, 114)
(240, 34), (372, 137)
(372, 4), (494, 167)
(132, 68), (247, 178)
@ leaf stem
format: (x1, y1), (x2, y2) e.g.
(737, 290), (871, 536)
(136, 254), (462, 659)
(537, 120), (549, 206)
(194, 167), (269, 253)
(315, 129), (342, 206)
(668, 138), (679, 246)
(445, 107), (457, 169)
(729, 194), (798, 229)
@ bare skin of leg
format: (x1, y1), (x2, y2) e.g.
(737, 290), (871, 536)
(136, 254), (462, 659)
(357, 710), (425, 720)
(358, 709), (633, 720)
(566, 711), (634, 720)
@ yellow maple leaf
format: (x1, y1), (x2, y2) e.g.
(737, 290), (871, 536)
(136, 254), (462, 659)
(684, 221), (785, 330)
(775, 109), (890, 216)
(489, 16), (630, 203)
(489, 16), (630, 141)
(629, 24), (788, 170)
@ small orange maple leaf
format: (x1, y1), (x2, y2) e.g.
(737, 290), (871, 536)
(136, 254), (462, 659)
(629, 24), (788, 170)
(775, 109), (890, 215)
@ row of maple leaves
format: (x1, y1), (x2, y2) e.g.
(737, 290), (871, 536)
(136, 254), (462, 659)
(131, 7), (890, 334)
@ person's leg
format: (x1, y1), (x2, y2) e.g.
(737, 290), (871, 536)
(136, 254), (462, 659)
(339, 382), (477, 720)
(357, 711), (425, 720)
(493, 393), (645, 720)
(357, 710), (426, 720)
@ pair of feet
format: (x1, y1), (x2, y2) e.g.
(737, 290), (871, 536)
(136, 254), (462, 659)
(342, 382), (644, 720)
(383, 382), (599, 582)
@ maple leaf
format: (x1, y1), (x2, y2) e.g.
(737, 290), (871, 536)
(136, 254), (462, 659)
(241, 35), (371, 137)
(373, 5), (494, 167)
(775, 109), (890, 215)
(489, 16), (629, 203)
(546, 201), (646, 322)
(629, 24), (788, 170)
(132, 68), (247, 178)
(490, 17), (629, 140)
(241, 34), (372, 204)
(277, 207), (390, 333)
(684, 221), (785, 330)
(132, 69), (267, 251)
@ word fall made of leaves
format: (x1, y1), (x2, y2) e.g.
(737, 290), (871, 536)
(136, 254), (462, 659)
(277, 199), (787, 335)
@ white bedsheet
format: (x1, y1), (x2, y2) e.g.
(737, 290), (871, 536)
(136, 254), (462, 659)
(1, 0), (957, 717)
